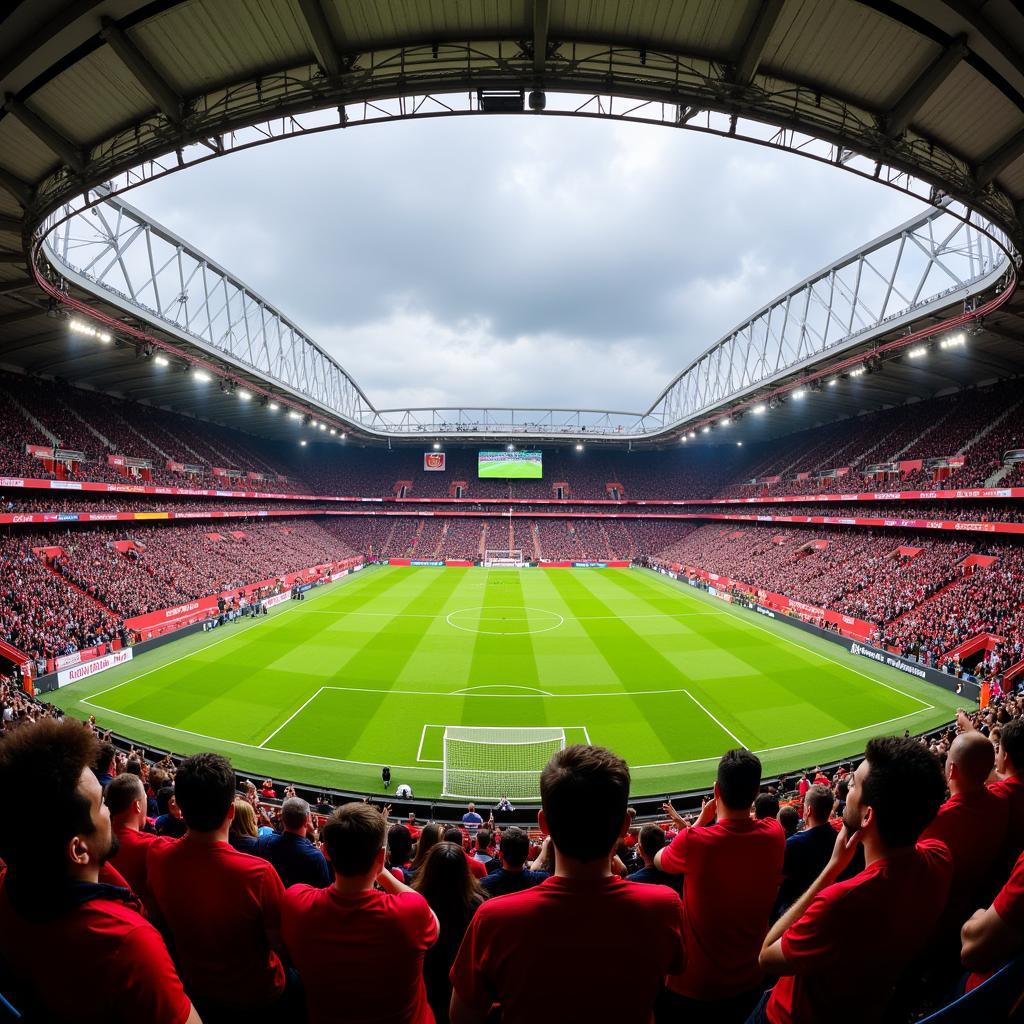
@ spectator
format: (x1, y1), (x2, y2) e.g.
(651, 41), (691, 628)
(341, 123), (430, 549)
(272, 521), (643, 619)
(405, 822), (444, 882)
(0, 719), (197, 1023)
(961, 847), (1024, 990)
(450, 745), (684, 1024)
(281, 802), (438, 1024)
(413, 842), (486, 1023)
(990, 718), (1024, 866)
(405, 812), (422, 840)
(93, 741), (117, 787)
(775, 785), (842, 919)
(778, 805), (800, 838)
(147, 753), (294, 1022)
(628, 824), (681, 892)
(444, 826), (487, 880)
(388, 823), (415, 878)
(105, 771), (172, 903)
(155, 784), (187, 838)
(257, 796), (331, 889)
(755, 736), (952, 1024)
(655, 749), (785, 1024)
(479, 826), (549, 897)
(228, 797), (260, 855)
(755, 792), (780, 821)
(462, 802), (483, 831)
(471, 828), (494, 866)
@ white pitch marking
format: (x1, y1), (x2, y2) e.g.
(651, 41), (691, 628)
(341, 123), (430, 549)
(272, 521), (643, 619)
(682, 689), (748, 749)
(258, 687), (326, 748)
(450, 684), (554, 696)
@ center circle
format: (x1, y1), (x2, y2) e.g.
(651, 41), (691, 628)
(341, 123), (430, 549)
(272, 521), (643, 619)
(445, 605), (565, 636)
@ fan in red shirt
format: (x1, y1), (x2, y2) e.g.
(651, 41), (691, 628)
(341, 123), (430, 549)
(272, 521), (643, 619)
(147, 752), (296, 1022)
(988, 718), (1024, 868)
(444, 826), (488, 878)
(962, 847), (1024, 990)
(281, 801), (438, 1024)
(654, 748), (786, 1023)
(755, 736), (952, 1024)
(450, 745), (684, 1024)
(0, 719), (197, 1024)
(105, 772), (174, 904)
(405, 812), (422, 841)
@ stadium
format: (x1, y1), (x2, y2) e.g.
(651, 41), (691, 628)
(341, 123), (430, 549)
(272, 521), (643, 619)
(3, 1), (1024, 1021)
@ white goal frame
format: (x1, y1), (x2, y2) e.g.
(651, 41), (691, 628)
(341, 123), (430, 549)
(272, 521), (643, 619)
(441, 725), (565, 800)
(484, 548), (524, 567)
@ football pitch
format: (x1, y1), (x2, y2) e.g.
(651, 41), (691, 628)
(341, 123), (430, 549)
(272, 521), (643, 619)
(46, 566), (963, 799)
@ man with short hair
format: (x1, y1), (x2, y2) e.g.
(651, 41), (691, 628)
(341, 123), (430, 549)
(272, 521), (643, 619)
(775, 785), (840, 918)
(155, 784), (187, 838)
(388, 823), (414, 877)
(405, 811), (421, 840)
(451, 745), (684, 1024)
(105, 771), (173, 902)
(989, 718), (1024, 864)
(93, 740), (117, 787)
(754, 736), (952, 1024)
(281, 802), (438, 1024)
(444, 826), (487, 879)
(654, 749), (785, 1023)
(480, 827), (548, 897)
(628, 824), (680, 892)
(0, 719), (198, 1023)
(472, 828), (494, 865)
(462, 802), (483, 831)
(148, 753), (293, 1021)
(258, 796), (331, 889)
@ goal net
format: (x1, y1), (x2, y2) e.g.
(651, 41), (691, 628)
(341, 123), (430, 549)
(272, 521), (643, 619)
(484, 548), (524, 567)
(442, 726), (566, 800)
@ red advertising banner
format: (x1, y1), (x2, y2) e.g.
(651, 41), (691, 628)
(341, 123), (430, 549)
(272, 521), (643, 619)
(423, 452), (446, 471)
(107, 454), (126, 466)
(24, 445), (53, 457)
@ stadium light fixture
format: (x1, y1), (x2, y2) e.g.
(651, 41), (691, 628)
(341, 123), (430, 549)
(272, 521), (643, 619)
(237, 388), (252, 400)
(688, 431), (696, 439)
(940, 333), (966, 349)
(793, 388), (806, 399)
(720, 417), (730, 426)
(827, 377), (838, 386)
(329, 428), (337, 435)
(268, 401), (279, 410)
(319, 423), (327, 431)
(701, 425), (711, 434)
(69, 318), (113, 342)
(850, 367), (866, 377)
(154, 355), (169, 367)
(907, 346), (927, 359)
(575, 443), (584, 451)
(433, 443), (442, 450)
(736, 441), (743, 446)
(299, 439), (307, 446)
(340, 432), (347, 439)
(680, 436), (687, 443)
(192, 370), (210, 382)
(507, 444), (515, 451)
(288, 410), (301, 420)
(753, 404), (766, 415)
(310, 419), (319, 428)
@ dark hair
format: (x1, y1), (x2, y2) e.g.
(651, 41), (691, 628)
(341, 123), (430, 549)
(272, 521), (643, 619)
(716, 749), (762, 810)
(753, 792), (780, 820)
(156, 785), (175, 816)
(0, 719), (99, 880)
(860, 736), (945, 847)
(124, 758), (143, 778)
(778, 805), (800, 836)
(1000, 719), (1024, 770)
(498, 826), (529, 868)
(174, 752), (236, 831)
(321, 803), (385, 876)
(475, 828), (491, 852)
(805, 784), (833, 822)
(638, 823), (666, 858)
(443, 826), (466, 848)
(93, 741), (117, 777)
(388, 823), (413, 865)
(409, 823), (444, 872)
(411, 842), (484, 929)
(540, 745), (629, 863)
(104, 772), (145, 816)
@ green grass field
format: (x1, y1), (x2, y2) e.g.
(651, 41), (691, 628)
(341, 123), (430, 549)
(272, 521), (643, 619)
(45, 566), (963, 799)
(477, 456), (542, 479)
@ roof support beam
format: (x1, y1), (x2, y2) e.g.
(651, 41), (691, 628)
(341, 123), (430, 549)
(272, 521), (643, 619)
(976, 128), (1024, 188)
(296, 0), (344, 77)
(732, 0), (785, 86)
(0, 277), (34, 295)
(0, 214), (22, 233)
(99, 18), (182, 123)
(0, 165), (31, 205)
(533, 0), (550, 76)
(884, 35), (967, 138)
(3, 94), (83, 172)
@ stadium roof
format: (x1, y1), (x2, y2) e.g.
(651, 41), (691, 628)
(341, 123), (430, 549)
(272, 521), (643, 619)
(2, 1), (1024, 447)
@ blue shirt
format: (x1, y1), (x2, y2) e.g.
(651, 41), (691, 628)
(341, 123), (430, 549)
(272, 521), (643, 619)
(256, 831), (331, 889)
(480, 867), (549, 897)
(627, 865), (682, 893)
(775, 824), (837, 915)
(462, 811), (483, 829)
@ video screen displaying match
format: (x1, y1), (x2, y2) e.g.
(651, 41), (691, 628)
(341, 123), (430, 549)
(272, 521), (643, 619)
(478, 450), (543, 479)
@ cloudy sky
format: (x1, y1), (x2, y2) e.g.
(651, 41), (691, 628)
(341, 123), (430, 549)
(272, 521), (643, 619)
(131, 116), (926, 413)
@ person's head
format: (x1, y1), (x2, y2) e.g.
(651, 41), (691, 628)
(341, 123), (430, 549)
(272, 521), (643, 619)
(539, 745), (630, 863)
(497, 826), (530, 869)
(844, 737), (945, 849)
(156, 784), (177, 817)
(104, 772), (147, 827)
(475, 828), (491, 853)
(467, 803), (476, 813)
(174, 752), (236, 833)
(94, 741), (117, 779)
(0, 719), (114, 885)
(411, 842), (484, 920)
(407, 812), (416, 824)
(778, 804), (800, 837)
(753, 792), (780, 820)
(281, 796), (311, 833)
(388, 823), (413, 865)
(230, 798), (258, 838)
(321, 803), (386, 879)
(443, 826), (466, 849)
(997, 719), (1024, 777)
(638, 823), (666, 865)
(410, 822), (444, 868)
(124, 757), (143, 778)
(947, 730), (996, 793)
(804, 784), (834, 826)
(715, 748), (762, 811)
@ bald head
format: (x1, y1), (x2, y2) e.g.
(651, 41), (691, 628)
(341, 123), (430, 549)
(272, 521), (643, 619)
(948, 732), (995, 792)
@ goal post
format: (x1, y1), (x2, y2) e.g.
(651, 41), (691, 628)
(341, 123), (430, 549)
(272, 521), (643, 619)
(484, 548), (524, 567)
(442, 726), (566, 800)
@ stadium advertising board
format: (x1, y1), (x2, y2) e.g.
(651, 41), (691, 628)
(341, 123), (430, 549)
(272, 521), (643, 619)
(57, 648), (133, 687)
(423, 452), (446, 471)
(478, 450), (543, 479)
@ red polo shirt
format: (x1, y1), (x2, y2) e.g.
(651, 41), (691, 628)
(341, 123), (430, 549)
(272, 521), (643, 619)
(111, 826), (173, 901)
(766, 840), (952, 1024)
(966, 848), (1024, 991)
(660, 817), (786, 999)
(282, 884), (437, 1024)
(450, 874), (683, 1023)
(147, 835), (286, 1008)
(989, 774), (1024, 863)
(0, 876), (191, 1023)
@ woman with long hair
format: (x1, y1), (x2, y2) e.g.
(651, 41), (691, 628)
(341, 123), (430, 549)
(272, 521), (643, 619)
(228, 797), (259, 854)
(412, 842), (486, 1023)
(404, 822), (444, 881)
